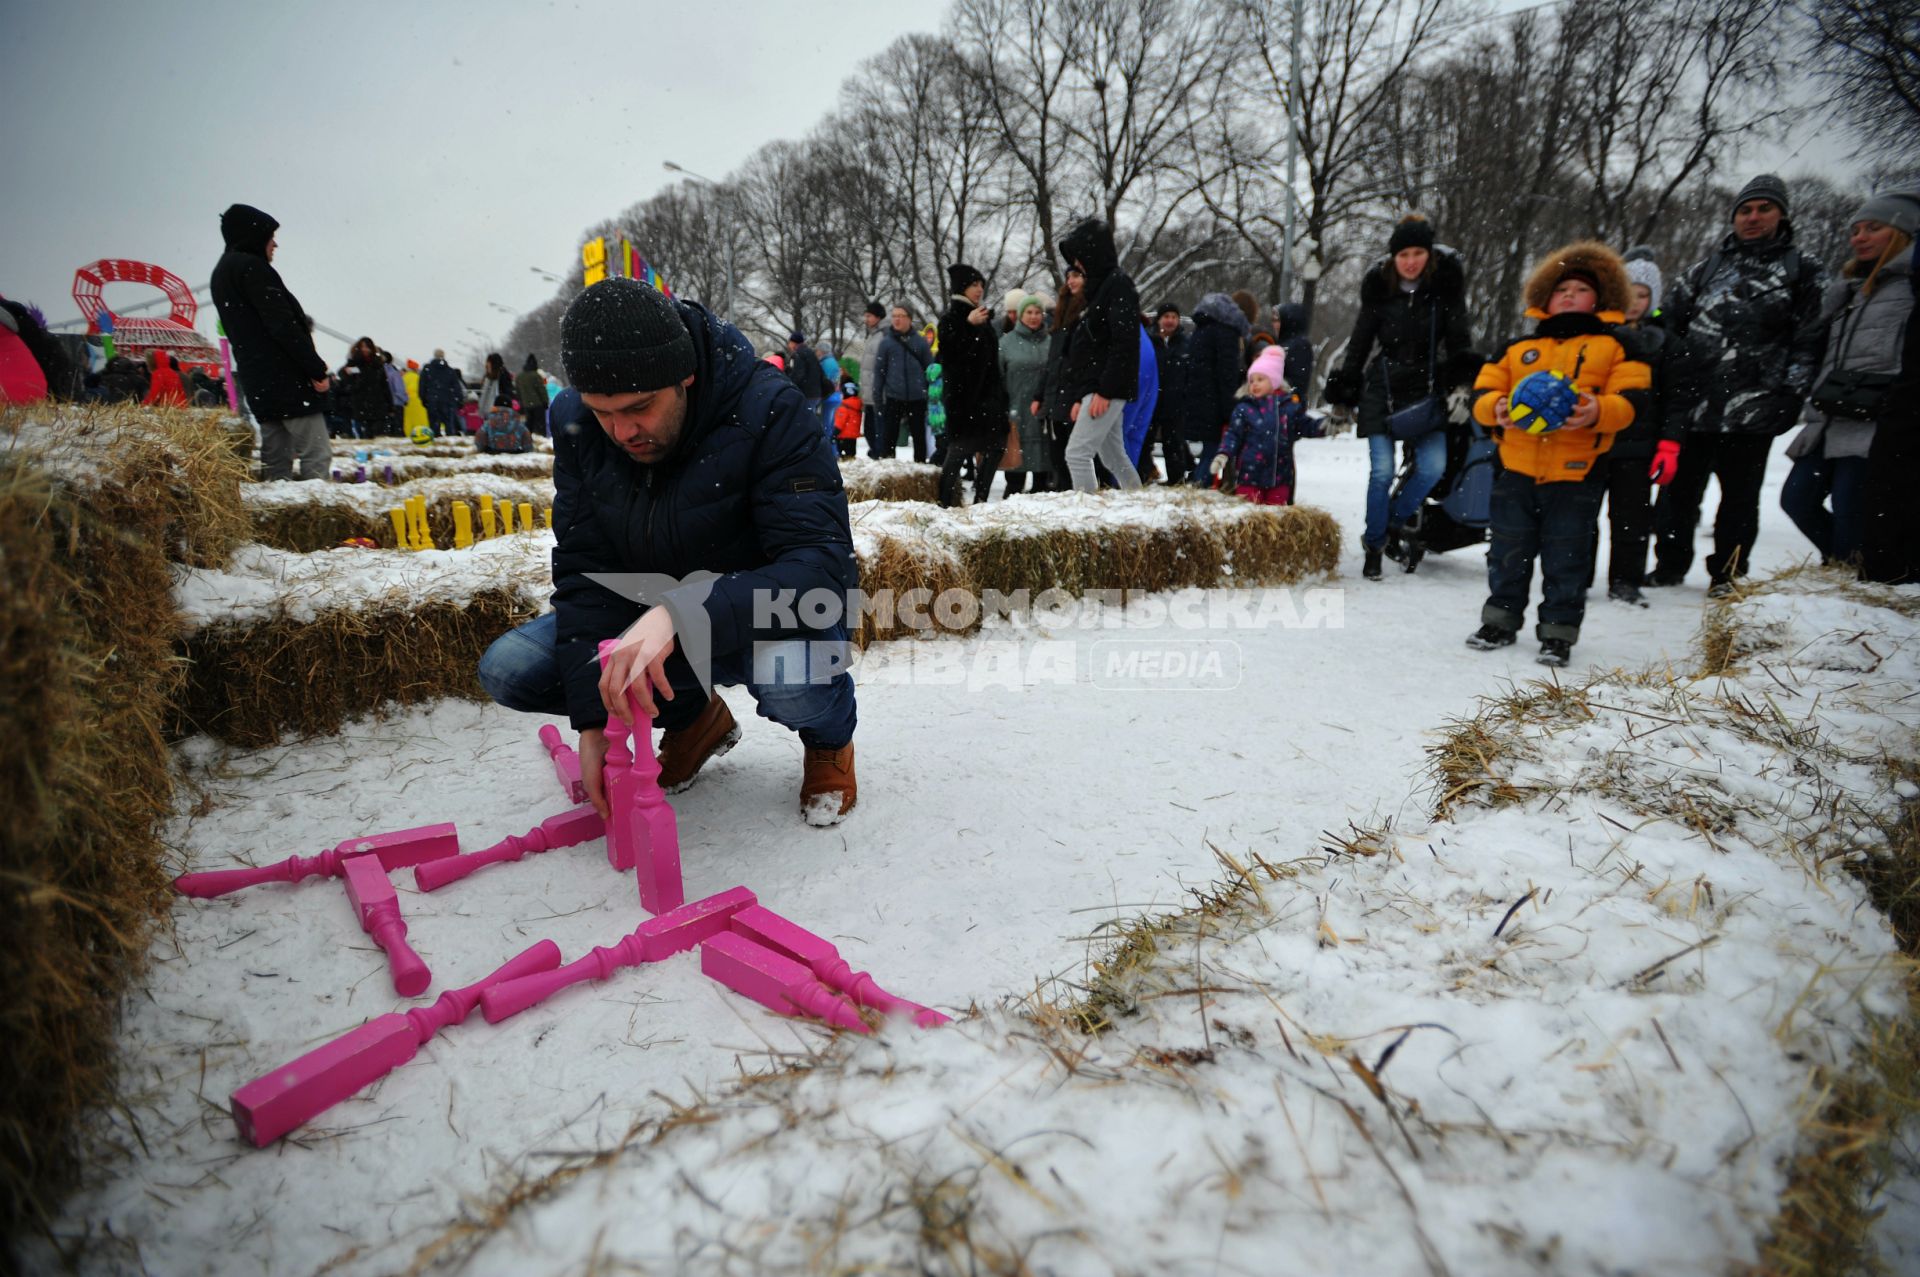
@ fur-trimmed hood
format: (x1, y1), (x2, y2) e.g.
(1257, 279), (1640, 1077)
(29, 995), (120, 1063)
(1523, 240), (1631, 317)
(1359, 243), (1466, 306)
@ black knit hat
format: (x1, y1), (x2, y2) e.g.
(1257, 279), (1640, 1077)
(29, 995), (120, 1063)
(948, 263), (985, 293)
(864, 301), (885, 319)
(1387, 216), (1435, 254)
(560, 279), (695, 394)
(1731, 174), (1789, 219)
(1155, 301), (1181, 317)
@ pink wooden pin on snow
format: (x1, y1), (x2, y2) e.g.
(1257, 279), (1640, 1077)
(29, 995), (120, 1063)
(414, 804), (604, 892)
(481, 885), (756, 1023)
(343, 857), (431, 996)
(729, 906), (949, 1027)
(700, 931), (870, 1034)
(229, 939), (560, 1146)
(598, 638), (684, 912)
(173, 822), (459, 899)
(538, 724), (587, 805)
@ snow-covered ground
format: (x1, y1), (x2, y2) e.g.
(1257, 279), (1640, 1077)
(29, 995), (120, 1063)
(29, 438), (1920, 1274)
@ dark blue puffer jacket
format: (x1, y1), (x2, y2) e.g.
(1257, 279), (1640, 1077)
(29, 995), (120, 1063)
(549, 300), (856, 731)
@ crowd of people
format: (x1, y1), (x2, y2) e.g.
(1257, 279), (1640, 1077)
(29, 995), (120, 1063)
(775, 178), (1916, 665)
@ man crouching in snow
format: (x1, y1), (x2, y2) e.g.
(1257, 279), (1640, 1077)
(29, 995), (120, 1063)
(478, 278), (860, 825)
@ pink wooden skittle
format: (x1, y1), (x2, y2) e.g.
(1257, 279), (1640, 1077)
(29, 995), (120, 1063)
(729, 905), (949, 1027)
(414, 805), (604, 892)
(699, 931), (870, 1034)
(480, 885), (756, 1023)
(538, 724), (587, 805)
(598, 639), (685, 912)
(229, 940), (560, 1147)
(343, 858), (431, 997)
(173, 822), (459, 899)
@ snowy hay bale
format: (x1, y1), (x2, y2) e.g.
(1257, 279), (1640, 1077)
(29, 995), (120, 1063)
(838, 457), (940, 505)
(0, 403), (249, 1237)
(246, 474), (557, 552)
(172, 539), (549, 747)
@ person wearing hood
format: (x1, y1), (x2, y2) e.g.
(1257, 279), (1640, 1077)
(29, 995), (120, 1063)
(476, 279), (860, 825)
(1781, 191), (1916, 572)
(140, 351), (189, 407)
(1056, 218), (1143, 493)
(936, 263), (1010, 505)
(785, 330), (828, 427)
(1000, 292), (1055, 492)
(1323, 215), (1480, 579)
(0, 301), (49, 403)
(1274, 303), (1313, 400)
(1184, 292), (1250, 483)
(209, 203), (332, 480)
(516, 352), (551, 438)
(1467, 242), (1652, 668)
(1649, 175), (1829, 594)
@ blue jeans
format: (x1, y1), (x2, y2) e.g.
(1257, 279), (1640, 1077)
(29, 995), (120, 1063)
(1364, 430), (1449, 549)
(1780, 454), (1869, 564)
(477, 611), (857, 749)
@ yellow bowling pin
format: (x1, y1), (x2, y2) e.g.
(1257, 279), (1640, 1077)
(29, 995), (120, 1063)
(453, 502), (474, 549)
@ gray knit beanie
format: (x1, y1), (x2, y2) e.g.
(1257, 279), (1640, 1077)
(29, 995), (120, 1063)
(1624, 258), (1663, 313)
(1850, 190), (1920, 238)
(560, 278), (696, 394)
(1730, 174), (1790, 220)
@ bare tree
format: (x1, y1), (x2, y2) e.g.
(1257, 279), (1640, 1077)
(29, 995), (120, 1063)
(1805, 0), (1920, 166)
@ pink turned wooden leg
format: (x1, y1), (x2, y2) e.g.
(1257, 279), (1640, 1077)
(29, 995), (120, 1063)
(229, 940), (560, 1146)
(699, 932), (870, 1034)
(598, 639), (685, 912)
(414, 805), (604, 892)
(538, 724), (587, 804)
(173, 822), (460, 899)
(343, 858), (431, 996)
(480, 885), (756, 1023)
(729, 905), (950, 1027)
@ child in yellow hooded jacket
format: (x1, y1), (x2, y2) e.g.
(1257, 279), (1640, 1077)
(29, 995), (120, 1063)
(1467, 241), (1653, 666)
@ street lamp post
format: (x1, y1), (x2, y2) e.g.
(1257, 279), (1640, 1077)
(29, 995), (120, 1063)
(663, 160), (733, 320)
(529, 266), (563, 284)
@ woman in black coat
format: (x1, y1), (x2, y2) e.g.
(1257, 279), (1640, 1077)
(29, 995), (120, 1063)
(1037, 267), (1087, 484)
(935, 263), (1009, 506)
(1323, 215), (1478, 579)
(1184, 291), (1251, 483)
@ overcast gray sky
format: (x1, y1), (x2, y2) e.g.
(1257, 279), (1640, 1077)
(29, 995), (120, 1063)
(0, 0), (949, 370)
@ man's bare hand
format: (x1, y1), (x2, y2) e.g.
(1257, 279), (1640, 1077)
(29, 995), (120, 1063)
(578, 727), (610, 820)
(599, 607), (677, 724)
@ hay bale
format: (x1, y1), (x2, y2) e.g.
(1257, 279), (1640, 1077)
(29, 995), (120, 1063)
(246, 474), (556, 552)
(839, 458), (940, 505)
(170, 539), (550, 746)
(0, 402), (248, 1238)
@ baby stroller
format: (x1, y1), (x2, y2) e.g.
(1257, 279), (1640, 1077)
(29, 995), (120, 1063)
(1386, 411), (1497, 572)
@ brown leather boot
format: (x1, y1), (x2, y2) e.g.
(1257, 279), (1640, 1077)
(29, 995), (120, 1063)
(655, 695), (742, 793)
(799, 742), (856, 826)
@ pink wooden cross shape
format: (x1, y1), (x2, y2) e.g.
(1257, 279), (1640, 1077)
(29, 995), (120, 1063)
(598, 638), (684, 913)
(173, 822), (459, 899)
(728, 905), (949, 1027)
(481, 885), (756, 1023)
(343, 857), (431, 997)
(700, 931), (870, 1033)
(538, 724), (587, 805)
(413, 804), (604, 892)
(229, 940), (561, 1146)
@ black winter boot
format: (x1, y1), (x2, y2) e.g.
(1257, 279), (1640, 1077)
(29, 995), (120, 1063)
(1363, 546), (1383, 580)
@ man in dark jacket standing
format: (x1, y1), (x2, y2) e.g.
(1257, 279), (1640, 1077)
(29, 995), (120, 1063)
(785, 331), (827, 429)
(1184, 292), (1250, 484)
(1058, 218), (1142, 492)
(419, 349), (465, 437)
(1650, 175), (1828, 593)
(477, 280), (860, 825)
(209, 204), (332, 480)
(936, 263), (1009, 505)
(1149, 302), (1191, 483)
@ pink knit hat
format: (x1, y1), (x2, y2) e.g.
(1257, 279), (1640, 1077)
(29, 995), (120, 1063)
(1247, 345), (1287, 389)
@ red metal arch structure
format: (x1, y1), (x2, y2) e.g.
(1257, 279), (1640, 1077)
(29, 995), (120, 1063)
(72, 258), (221, 368)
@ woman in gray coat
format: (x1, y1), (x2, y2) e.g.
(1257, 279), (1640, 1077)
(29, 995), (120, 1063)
(999, 294), (1055, 493)
(1780, 195), (1916, 565)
